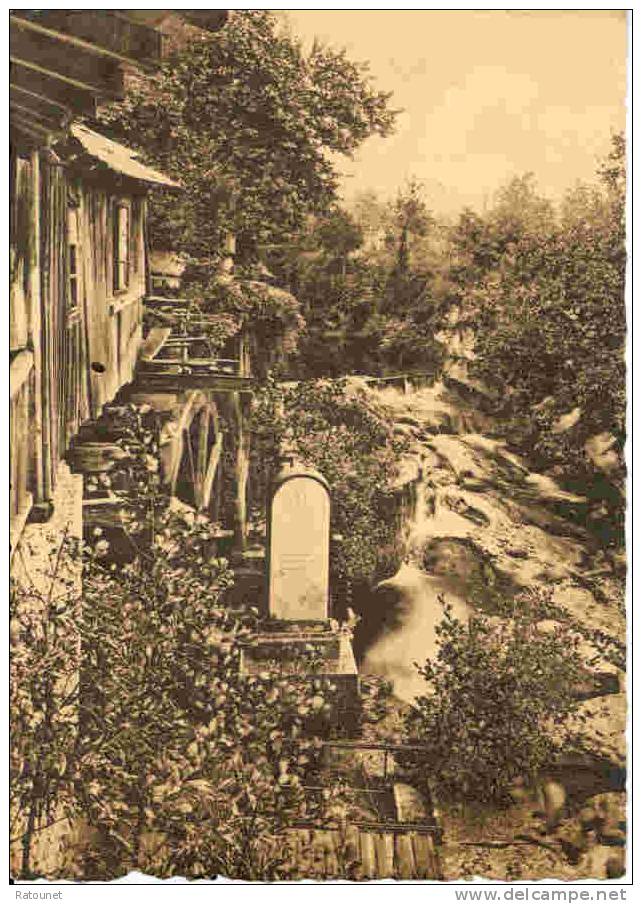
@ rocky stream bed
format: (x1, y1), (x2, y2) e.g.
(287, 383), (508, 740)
(353, 378), (626, 880)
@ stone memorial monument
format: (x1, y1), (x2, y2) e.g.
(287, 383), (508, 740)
(267, 464), (331, 621)
(242, 461), (359, 732)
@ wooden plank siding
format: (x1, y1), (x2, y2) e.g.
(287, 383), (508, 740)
(10, 147), (42, 547)
(10, 352), (37, 554)
(10, 133), (149, 548)
(10, 152), (34, 353)
(41, 156), (80, 475)
(79, 188), (146, 415)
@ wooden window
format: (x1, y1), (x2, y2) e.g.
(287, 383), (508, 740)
(113, 202), (130, 292)
(67, 206), (80, 311)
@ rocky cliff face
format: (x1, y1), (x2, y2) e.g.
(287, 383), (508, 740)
(356, 376), (626, 878)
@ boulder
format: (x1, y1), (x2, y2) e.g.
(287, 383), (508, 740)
(580, 792), (626, 846)
(584, 433), (620, 474)
(551, 407), (582, 435)
(564, 693), (627, 772)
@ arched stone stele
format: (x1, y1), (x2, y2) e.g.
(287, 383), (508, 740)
(268, 468), (330, 621)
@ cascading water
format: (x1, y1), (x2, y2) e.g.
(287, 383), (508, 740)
(350, 378), (625, 880)
(355, 380), (625, 714)
(360, 482), (474, 703)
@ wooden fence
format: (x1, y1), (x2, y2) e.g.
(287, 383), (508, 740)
(286, 823), (442, 879)
(282, 739), (443, 879)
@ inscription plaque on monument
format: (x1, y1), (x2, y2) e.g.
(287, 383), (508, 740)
(268, 467), (330, 620)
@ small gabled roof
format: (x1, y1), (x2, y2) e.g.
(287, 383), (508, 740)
(70, 123), (181, 189)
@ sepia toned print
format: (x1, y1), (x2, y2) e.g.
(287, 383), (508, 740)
(9, 9), (626, 882)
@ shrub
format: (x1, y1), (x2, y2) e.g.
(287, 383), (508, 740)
(10, 532), (82, 877)
(404, 602), (586, 803)
(11, 404), (347, 880)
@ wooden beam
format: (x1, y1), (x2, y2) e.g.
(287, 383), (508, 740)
(137, 371), (254, 393)
(10, 83), (72, 116)
(10, 350), (34, 400)
(9, 113), (56, 141)
(199, 433), (224, 511)
(13, 11), (162, 66)
(9, 120), (41, 148)
(28, 148), (46, 505)
(10, 25), (125, 99)
(9, 59), (98, 115)
(10, 101), (63, 131)
(139, 327), (172, 362)
(166, 390), (205, 491)
(9, 56), (98, 113)
(174, 11), (229, 33)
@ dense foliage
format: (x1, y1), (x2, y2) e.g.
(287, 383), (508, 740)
(270, 185), (447, 378)
(10, 533), (81, 877)
(10, 406), (349, 880)
(181, 270), (305, 377)
(79, 518), (334, 879)
(405, 601), (586, 803)
(446, 137), (626, 546)
(98, 10), (395, 263)
(251, 379), (408, 602)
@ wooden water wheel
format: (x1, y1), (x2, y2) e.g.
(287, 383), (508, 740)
(166, 391), (223, 512)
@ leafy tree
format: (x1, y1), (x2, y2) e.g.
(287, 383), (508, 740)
(449, 174), (555, 288)
(98, 10), (396, 264)
(315, 208), (364, 268)
(352, 188), (388, 248)
(446, 138), (626, 547)
(385, 177), (434, 276)
(274, 189), (446, 379)
(251, 379), (407, 603)
(405, 602), (586, 803)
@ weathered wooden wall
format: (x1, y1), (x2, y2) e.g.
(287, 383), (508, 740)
(10, 135), (148, 552)
(10, 148), (41, 545)
(78, 184), (146, 416)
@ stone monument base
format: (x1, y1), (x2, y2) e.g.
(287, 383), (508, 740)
(240, 620), (360, 735)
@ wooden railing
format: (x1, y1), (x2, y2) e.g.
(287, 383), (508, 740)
(139, 297), (252, 390)
(10, 349), (36, 554)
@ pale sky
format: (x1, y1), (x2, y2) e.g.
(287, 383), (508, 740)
(283, 10), (627, 214)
